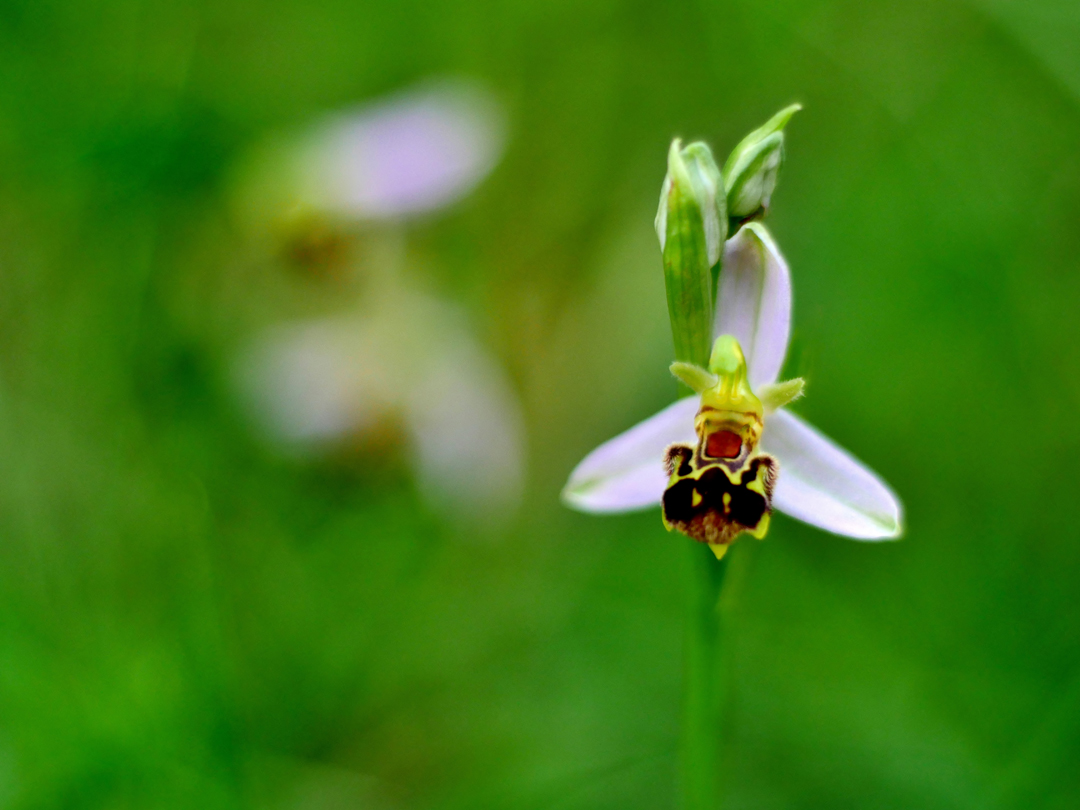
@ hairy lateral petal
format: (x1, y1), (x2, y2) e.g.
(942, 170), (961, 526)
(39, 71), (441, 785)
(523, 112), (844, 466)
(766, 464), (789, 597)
(716, 222), (791, 388)
(563, 397), (698, 513)
(762, 409), (903, 539)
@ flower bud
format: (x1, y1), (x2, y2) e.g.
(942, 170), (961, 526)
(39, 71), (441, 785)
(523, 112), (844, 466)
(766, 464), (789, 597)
(655, 139), (726, 368)
(655, 140), (726, 267)
(723, 104), (801, 221)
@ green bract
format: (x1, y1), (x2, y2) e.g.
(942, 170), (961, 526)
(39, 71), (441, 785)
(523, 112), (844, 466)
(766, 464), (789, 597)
(655, 139), (726, 369)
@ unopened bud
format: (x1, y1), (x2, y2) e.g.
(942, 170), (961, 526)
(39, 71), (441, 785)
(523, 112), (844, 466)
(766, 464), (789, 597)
(723, 104), (801, 221)
(656, 140), (726, 267)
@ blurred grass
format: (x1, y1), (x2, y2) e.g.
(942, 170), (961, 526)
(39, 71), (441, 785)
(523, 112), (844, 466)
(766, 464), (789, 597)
(0, 0), (1079, 807)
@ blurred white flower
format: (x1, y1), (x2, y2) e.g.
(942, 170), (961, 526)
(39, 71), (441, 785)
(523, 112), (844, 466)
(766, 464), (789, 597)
(231, 76), (520, 528)
(239, 287), (526, 528)
(232, 78), (505, 230)
(298, 81), (504, 219)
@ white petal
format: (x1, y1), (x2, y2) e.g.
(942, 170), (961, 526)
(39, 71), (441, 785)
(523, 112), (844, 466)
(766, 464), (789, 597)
(762, 409), (903, 540)
(563, 397), (698, 513)
(405, 338), (525, 527)
(237, 292), (527, 529)
(237, 319), (393, 446)
(300, 79), (505, 219)
(716, 222), (791, 388)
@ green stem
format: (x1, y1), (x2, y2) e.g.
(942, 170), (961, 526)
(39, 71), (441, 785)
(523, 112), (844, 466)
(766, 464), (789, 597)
(659, 138), (729, 809)
(681, 541), (729, 810)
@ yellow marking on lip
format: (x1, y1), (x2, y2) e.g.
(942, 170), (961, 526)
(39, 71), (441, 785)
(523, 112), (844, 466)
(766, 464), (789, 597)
(722, 492), (732, 515)
(749, 512), (771, 540)
(691, 489), (703, 507)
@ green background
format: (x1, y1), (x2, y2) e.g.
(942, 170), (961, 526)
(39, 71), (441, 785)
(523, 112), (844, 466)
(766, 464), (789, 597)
(1, 0), (1079, 807)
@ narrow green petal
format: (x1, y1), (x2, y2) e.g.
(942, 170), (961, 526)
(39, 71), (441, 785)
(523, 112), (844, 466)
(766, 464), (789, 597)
(758, 377), (805, 413)
(669, 361), (719, 393)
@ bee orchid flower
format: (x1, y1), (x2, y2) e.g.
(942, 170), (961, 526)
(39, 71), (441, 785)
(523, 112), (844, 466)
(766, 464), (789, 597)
(562, 221), (902, 558)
